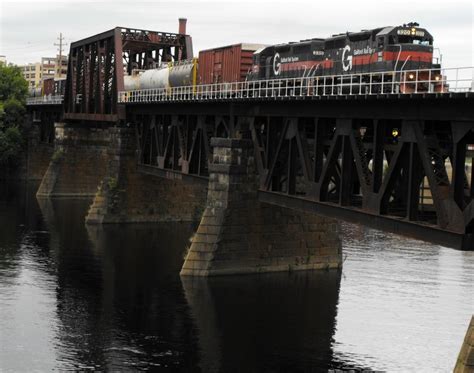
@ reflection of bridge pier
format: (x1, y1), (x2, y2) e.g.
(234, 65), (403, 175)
(37, 196), (202, 369)
(181, 271), (341, 372)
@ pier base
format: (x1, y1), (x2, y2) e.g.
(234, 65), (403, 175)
(180, 138), (342, 276)
(25, 124), (54, 181)
(455, 316), (474, 372)
(36, 123), (110, 198)
(85, 127), (207, 224)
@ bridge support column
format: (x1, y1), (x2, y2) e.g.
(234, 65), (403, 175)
(455, 316), (474, 372)
(25, 123), (54, 181)
(180, 138), (342, 276)
(86, 127), (207, 224)
(36, 123), (110, 198)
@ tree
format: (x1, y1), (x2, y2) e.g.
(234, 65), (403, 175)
(0, 64), (28, 169)
(0, 126), (22, 165)
(0, 64), (28, 102)
(2, 98), (26, 127)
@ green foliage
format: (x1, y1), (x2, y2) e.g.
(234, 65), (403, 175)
(0, 126), (23, 165)
(0, 64), (28, 102)
(0, 64), (28, 168)
(1, 98), (26, 127)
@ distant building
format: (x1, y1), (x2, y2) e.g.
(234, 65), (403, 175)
(20, 55), (68, 88)
(55, 55), (68, 78)
(0, 55), (6, 65)
(21, 62), (42, 88)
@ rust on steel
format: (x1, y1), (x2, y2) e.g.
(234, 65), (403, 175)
(63, 26), (193, 123)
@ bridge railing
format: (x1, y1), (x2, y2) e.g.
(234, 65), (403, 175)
(26, 95), (64, 105)
(118, 66), (474, 104)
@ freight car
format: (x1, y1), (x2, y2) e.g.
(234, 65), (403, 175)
(43, 77), (66, 96)
(28, 77), (66, 98)
(247, 22), (444, 93)
(198, 43), (266, 84)
(123, 43), (265, 92)
(124, 59), (198, 91)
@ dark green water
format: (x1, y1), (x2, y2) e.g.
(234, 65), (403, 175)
(0, 182), (472, 372)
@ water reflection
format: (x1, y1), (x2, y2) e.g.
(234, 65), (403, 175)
(0, 182), (472, 371)
(38, 196), (200, 370)
(0, 182), (58, 371)
(182, 271), (341, 372)
(333, 223), (474, 371)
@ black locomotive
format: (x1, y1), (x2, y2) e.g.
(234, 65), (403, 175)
(247, 22), (443, 93)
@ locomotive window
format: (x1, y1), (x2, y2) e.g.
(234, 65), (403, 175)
(398, 36), (432, 45)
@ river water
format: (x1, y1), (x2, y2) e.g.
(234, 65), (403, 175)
(0, 182), (472, 372)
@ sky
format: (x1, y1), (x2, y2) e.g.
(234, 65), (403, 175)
(0, 0), (473, 68)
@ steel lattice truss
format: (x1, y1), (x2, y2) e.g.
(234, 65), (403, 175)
(64, 27), (192, 123)
(130, 107), (474, 249)
(252, 118), (474, 246)
(134, 114), (233, 180)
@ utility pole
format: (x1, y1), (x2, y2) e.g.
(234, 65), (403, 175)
(54, 33), (67, 78)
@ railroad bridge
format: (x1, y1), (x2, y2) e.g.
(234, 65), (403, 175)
(26, 25), (474, 275)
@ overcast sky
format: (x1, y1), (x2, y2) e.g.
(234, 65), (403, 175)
(1, 0), (473, 68)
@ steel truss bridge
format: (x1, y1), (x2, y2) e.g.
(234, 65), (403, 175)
(26, 26), (474, 250)
(124, 96), (474, 250)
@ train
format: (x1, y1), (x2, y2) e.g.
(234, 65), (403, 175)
(29, 22), (445, 99)
(122, 22), (444, 96)
(28, 77), (66, 97)
(247, 22), (444, 93)
(248, 22), (437, 79)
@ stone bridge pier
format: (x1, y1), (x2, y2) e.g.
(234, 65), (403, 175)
(85, 126), (207, 224)
(36, 122), (342, 276)
(35, 123), (206, 222)
(180, 138), (342, 276)
(36, 123), (110, 198)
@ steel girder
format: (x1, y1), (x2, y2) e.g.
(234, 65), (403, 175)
(128, 104), (474, 249)
(251, 116), (474, 249)
(64, 27), (192, 123)
(133, 113), (233, 179)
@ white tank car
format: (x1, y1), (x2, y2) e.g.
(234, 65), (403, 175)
(124, 68), (170, 90)
(124, 59), (197, 91)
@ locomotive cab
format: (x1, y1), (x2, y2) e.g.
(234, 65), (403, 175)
(380, 24), (444, 93)
(379, 24), (435, 71)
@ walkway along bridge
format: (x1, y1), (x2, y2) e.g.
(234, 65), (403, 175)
(27, 26), (474, 258)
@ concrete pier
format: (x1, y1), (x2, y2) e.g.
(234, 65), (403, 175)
(180, 138), (342, 276)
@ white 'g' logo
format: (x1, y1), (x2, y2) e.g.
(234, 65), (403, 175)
(273, 53), (281, 76)
(342, 45), (353, 72)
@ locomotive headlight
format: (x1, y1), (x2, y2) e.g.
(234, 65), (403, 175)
(408, 73), (415, 80)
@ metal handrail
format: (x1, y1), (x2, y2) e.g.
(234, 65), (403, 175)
(26, 95), (64, 105)
(118, 66), (474, 104)
(25, 67), (473, 106)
